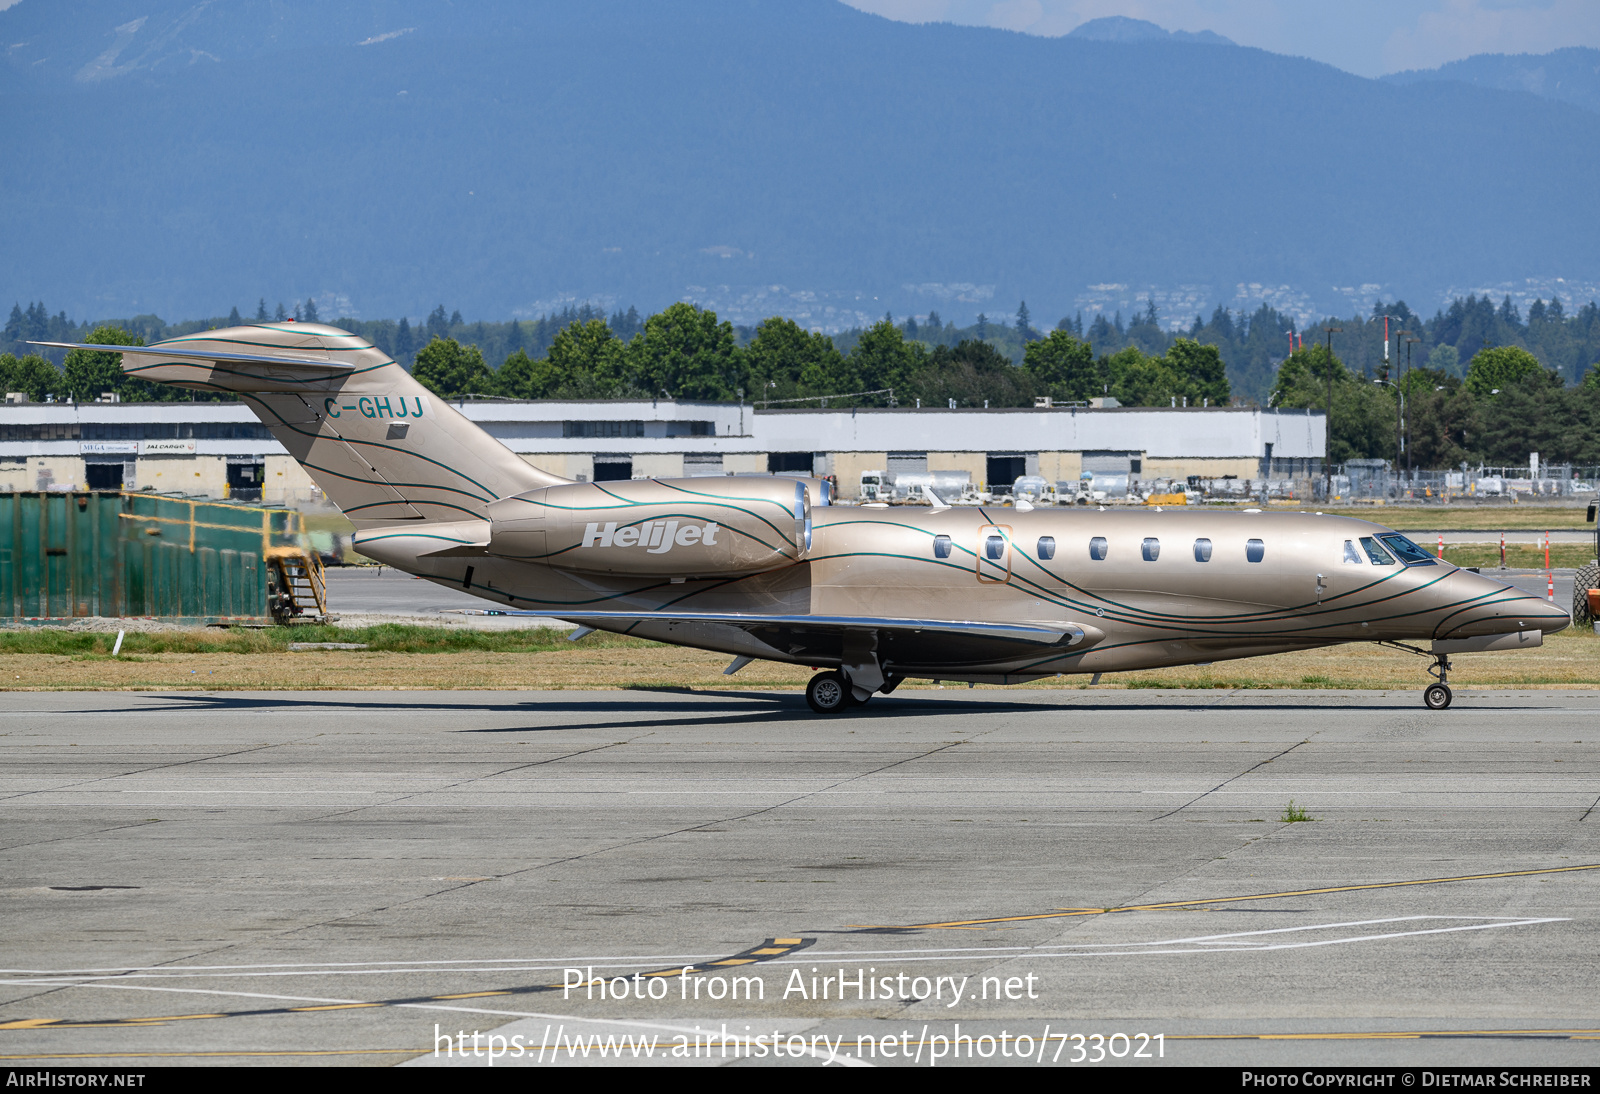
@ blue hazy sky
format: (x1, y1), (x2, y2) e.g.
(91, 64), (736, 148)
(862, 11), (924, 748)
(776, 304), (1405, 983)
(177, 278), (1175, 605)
(842, 0), (1600, 77)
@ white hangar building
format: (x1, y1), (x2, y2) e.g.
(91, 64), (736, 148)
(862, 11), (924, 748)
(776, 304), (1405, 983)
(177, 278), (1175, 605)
(0, 400), (1325, 502)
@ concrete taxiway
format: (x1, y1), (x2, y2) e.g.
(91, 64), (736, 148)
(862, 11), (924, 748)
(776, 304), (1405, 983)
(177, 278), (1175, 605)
(2, 688), (1598, 1067)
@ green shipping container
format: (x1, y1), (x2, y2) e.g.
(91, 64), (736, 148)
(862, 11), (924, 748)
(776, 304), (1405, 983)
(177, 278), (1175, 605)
(0, 491), (304, 624)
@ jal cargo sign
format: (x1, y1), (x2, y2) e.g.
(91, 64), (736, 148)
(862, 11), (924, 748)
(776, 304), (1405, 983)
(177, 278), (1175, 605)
(140, 439), (197, 455)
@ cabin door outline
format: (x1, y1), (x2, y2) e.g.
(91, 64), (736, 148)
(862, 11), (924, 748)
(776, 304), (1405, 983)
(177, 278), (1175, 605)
(976, 524), (1013, 584)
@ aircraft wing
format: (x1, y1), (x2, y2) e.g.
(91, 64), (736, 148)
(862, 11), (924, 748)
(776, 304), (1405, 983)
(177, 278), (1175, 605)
(28, 341), (355, 372)
(487, 609), (1103, 665)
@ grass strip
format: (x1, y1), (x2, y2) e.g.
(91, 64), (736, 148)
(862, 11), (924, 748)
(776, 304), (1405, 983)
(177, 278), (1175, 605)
(0, 624), (654, 657)
(0, 627), (1593, 692)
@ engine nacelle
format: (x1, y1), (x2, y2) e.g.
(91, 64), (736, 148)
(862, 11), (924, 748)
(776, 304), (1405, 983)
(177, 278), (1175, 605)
(486, 477), (813, 576)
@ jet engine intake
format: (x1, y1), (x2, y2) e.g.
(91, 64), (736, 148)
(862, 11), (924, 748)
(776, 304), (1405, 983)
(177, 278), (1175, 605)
(486, 476), (812, 577)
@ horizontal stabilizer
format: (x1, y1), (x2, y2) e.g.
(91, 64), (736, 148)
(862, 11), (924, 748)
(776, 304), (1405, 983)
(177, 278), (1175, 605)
(28, 341), (354, 372)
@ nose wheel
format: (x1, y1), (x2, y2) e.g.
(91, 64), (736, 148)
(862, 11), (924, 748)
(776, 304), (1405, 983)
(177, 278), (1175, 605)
(1424, 653), (1453, 710)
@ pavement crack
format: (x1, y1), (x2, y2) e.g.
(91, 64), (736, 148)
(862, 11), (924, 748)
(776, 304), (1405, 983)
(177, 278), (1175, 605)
(0, 736), (321, 804)
(1151, 735), (1317, 821)
(284, 731), (999, 939)
(302, 735), (651, 823)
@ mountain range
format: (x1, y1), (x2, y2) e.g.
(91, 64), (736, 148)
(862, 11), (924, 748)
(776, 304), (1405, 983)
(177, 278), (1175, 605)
(3, 0), (1598, 330)
(1385, 47), (1600, 117)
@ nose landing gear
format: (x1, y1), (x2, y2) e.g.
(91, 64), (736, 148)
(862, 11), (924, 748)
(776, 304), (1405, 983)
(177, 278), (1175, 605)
(1379, 640), (1455, 710)
(1424, 653), (1453, 710)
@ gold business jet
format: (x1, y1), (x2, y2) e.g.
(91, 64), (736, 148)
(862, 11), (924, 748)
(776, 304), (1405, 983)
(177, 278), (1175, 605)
(39, 323), (1569, 713)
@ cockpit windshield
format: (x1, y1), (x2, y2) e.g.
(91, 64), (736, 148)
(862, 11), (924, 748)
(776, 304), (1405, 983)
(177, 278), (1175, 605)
(1377, 533), (1437, 566)
(1359, 536), (1396, 566)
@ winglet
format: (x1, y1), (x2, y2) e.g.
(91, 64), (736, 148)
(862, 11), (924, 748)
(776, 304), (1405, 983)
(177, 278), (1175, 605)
(925, 487), (950, 512)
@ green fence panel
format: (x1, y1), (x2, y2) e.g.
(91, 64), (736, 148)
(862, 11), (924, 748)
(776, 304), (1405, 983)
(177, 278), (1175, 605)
(0, 492), (297, 623)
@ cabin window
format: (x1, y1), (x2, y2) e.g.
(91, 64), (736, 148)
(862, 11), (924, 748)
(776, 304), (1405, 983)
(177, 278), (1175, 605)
(1089, 536), (1108, 561)
(932, 534), (952, 559)
(1379, 533), (1437, 566)
(1036, 536), (1056, 560)
(1342, 540), (1363, 564)
(1360, 536), (1396, 565)
(985, 535), (1006, 561)
(1246, 538), (1265, 563)
(1193, 538), (1212, 562)
(1142, 537), (1160, 562)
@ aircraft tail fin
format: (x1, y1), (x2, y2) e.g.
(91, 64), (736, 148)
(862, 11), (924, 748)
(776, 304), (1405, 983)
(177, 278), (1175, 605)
(42, 323), (564, 526)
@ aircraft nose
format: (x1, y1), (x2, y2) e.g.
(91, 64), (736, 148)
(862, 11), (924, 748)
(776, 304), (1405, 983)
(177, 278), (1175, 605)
(1448, 571), (1570, 637)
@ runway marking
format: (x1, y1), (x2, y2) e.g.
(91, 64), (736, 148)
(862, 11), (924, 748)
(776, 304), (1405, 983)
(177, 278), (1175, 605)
(791, 917), (1565, 963)
(0, 937), (814, 1033)
(846, 862), (1600, 931)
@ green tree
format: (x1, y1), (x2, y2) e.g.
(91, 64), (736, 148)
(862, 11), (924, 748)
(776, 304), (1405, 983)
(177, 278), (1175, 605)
(1105, 346), (1182, 407)
(906, 339), (1035, 408)
(412, 337), (494, 398)
(1472, 375), (1571, 465)
(1425, 343), (1460, 377)
(544, 319), (630, 397)
(1403, 370), (1473, 470)
(846, 318), (925, 399)
(1165, 338), (1230, 404)
(630, 303), (740, 400)
(0, 353), (65, 402)
(1015, 301), (1038, 343)
(63, 325), (142, 402)
(495, 349), (563, 399)
(1270, 345), (1393, 462)
(1465, 345), (1548, 396)
(1022, 330), (1099, 402)
(742, 317), (845, 401)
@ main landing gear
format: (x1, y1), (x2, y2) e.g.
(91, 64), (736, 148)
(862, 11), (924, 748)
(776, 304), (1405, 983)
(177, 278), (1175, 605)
(804, 670), (904, 714)
(806, 671), (858, 714)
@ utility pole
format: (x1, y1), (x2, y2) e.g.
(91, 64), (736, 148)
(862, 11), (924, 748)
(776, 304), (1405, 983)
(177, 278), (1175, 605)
(1322, 326), (1342, 497)
(1404, 337), (1420, 475)
(1393, 330), (1414, 488)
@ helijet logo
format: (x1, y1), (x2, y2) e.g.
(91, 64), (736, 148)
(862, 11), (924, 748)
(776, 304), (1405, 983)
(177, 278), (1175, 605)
(583, 521), (720, 555)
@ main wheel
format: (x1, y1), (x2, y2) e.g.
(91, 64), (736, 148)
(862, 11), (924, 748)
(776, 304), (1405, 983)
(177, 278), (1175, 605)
(806, 671), (852, 714)
(1423, 682), (1453, 710)
(1573, 562), (1599, 627)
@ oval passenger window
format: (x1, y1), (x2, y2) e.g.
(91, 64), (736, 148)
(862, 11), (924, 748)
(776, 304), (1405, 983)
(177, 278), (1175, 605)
(1142, 537), (1160, 562)
(986, 535), (1005, 560)
(933, 534), (952, 559)
(1246, 538), (1265, 563)
(1089, 536), (1108, 561)
(1036, 536), (1055, 560)
(1193, 538), (1212, 562)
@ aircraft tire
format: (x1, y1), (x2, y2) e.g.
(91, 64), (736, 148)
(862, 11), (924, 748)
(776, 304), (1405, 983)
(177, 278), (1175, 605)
(1573, 563), (1599, 626)
(1423, 683), (1452, 710)
(806, 671), (853, 714)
